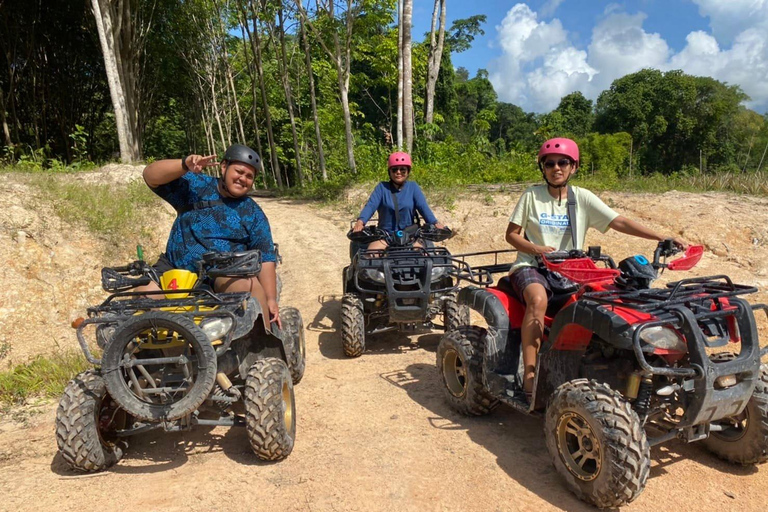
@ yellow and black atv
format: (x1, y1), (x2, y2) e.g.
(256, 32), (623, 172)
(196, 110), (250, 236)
(55, 248), (305, 472)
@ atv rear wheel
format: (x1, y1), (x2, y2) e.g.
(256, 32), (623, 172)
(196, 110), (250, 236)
(55, 370), (129, 472)
(280, 307), (306, 384)
(545, 379), (649, 508)
(436, 326), (498, 415)
(340, 293), (365, 357)
(244, 358), (296, 461)
(443, 295), (470, 332)
(101, 311), (218, 422)
(703, 354), (768, 464)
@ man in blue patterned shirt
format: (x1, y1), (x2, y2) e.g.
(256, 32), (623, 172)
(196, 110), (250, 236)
(141, 144), (280, 328)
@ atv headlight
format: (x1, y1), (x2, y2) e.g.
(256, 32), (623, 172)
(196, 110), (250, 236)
(639, 326), (686, 352)
(362, 269), (386, 283)
(430, 266), (448, 282)
(200, 317), (234, 342)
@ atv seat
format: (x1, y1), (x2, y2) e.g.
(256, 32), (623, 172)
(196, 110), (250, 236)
(496, 276), (576, 317)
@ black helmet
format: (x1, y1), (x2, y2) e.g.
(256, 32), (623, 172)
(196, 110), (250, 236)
(222, 144), (261, 169)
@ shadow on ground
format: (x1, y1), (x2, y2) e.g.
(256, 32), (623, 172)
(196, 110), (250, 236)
(50, 423), (281, 476)
(381, 362), (758, 511)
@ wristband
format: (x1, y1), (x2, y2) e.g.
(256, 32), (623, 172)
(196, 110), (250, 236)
(181, 155), (191, 172)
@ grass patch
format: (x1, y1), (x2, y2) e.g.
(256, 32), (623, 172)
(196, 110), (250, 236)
(28, 176), (162, 245)
(0, 351), (89, 406)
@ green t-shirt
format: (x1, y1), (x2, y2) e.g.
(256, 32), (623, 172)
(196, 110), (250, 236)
(508, 185), (619, 273)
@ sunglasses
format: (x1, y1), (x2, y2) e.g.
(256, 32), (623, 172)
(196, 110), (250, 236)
(543, 158), (573, 170)
(390, 167), (410, 174)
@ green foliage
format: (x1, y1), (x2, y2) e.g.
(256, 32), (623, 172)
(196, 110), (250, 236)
(578, 132), (632, 182)
(29, 177), (161, 244)
(0, 351), (89, 406)
(446, 15), (487, 53)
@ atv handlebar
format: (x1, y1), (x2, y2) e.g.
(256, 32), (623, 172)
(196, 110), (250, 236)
(347, 223), (453, 247)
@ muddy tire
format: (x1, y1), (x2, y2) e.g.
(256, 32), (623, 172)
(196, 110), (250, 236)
(703, 355), (768, 465)
(340, 293), (365, 357)
(436, 326), (498, 416)
(101, 311), (217, 421)
(443, 295), (470, 332)
(280, 307), (306, 384)
(545, 379), (650, 509)
(55, 370), (128, 472)
(244, 358), (296, 461)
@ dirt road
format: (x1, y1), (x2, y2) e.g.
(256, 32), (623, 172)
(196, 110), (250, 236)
(1, 190), (768, 512)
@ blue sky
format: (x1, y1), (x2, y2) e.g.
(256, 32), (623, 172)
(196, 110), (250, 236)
(411, 0), (768, 113)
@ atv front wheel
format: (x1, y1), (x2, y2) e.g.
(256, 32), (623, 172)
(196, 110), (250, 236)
(340, 293), (365, 357)
(443, 294), (470, 332)
(244, 358), (296, 461)
(703, 356), (768, 465)
(436, 326), (498, 415)
(55, 370), (129, 472)
(101, 311), (218, 421)
(280, 307), (306, 384)
(545, 379), (649, 508)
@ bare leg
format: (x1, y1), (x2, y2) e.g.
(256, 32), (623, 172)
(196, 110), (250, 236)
(132, 281), (163, 299)
(367, 239), (388, 252)
(215, 276), (270, 329)
(521, 283), (548, 394)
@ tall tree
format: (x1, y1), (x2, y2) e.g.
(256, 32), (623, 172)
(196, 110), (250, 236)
(401, 0), (413, 152)
(89, 0), (148, 162)
(298, 8), (327, 180)
(274, 1), (304, 185)
(424, 0), (446, 131)
(298, 0), (359, 172)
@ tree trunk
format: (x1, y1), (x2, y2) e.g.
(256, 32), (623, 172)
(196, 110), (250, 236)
(90, 0), (141, 162)
(244, 2), (283, 187)
(425, 0), (445, 131)
(300, 19), (326, 181)
(396, 0), (403, 150)
(298, 0), (357, 173)
(0, 88), (11, 147)
(402, 0), (413, 153)
(238, 18), (268, 188)
(276, 3), (303, 186)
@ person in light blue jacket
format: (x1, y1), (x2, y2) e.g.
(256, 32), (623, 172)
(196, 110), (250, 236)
(352, 152), (445, 250)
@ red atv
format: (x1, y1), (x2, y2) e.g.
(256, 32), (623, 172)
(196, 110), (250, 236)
(437, 240), (768, 508)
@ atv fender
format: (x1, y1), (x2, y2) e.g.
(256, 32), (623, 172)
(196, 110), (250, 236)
(457, 286), (520, 377)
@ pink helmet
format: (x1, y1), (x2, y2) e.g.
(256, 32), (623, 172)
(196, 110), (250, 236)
(387, 151), (412, 169)
(538, 138), (579, 167)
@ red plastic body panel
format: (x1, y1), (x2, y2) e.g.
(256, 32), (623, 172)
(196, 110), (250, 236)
(667, 245), (704, 271)
(542, 257), (620, 285)
(552, 323), (593, 351)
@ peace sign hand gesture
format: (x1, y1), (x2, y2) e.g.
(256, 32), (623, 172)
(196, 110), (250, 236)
(183, 154), (219, 174)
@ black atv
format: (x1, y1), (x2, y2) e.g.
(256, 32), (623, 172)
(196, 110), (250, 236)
(437, 241), (768, 508)
(56, 249), (305, 472)
(340, 223), (472, 357)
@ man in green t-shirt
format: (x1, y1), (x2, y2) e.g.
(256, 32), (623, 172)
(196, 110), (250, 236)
(506, 138), (687, 399)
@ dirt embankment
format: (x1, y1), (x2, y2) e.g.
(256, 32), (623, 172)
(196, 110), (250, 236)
(0, 170), (767, 511)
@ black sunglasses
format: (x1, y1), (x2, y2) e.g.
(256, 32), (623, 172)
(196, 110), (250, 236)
(543, 158), (573, 169)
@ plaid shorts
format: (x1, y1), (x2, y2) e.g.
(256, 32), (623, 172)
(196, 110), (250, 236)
(510, 266), (552, 303)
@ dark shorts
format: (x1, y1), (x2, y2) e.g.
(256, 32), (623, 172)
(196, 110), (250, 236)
(510, 266), (552, 303)
(153, 253), (176, 275)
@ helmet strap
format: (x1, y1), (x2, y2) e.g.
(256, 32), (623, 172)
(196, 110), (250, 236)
(219, 162), (234, 197)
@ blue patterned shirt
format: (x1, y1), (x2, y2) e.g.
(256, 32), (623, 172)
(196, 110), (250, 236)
(151, 173), (276, 271)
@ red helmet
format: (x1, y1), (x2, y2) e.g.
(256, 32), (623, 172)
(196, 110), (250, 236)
(387, 151), (412, 169)
(538, 138), (579, 167)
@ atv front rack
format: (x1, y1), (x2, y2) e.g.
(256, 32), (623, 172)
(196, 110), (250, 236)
(76, 289), (253, 366)
(583, 275), (758, 312)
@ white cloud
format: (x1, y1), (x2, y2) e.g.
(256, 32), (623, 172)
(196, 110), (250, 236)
(488, 2), (768, 113)
(539, 0), (566, 18)
(691, 0), (768, 43)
